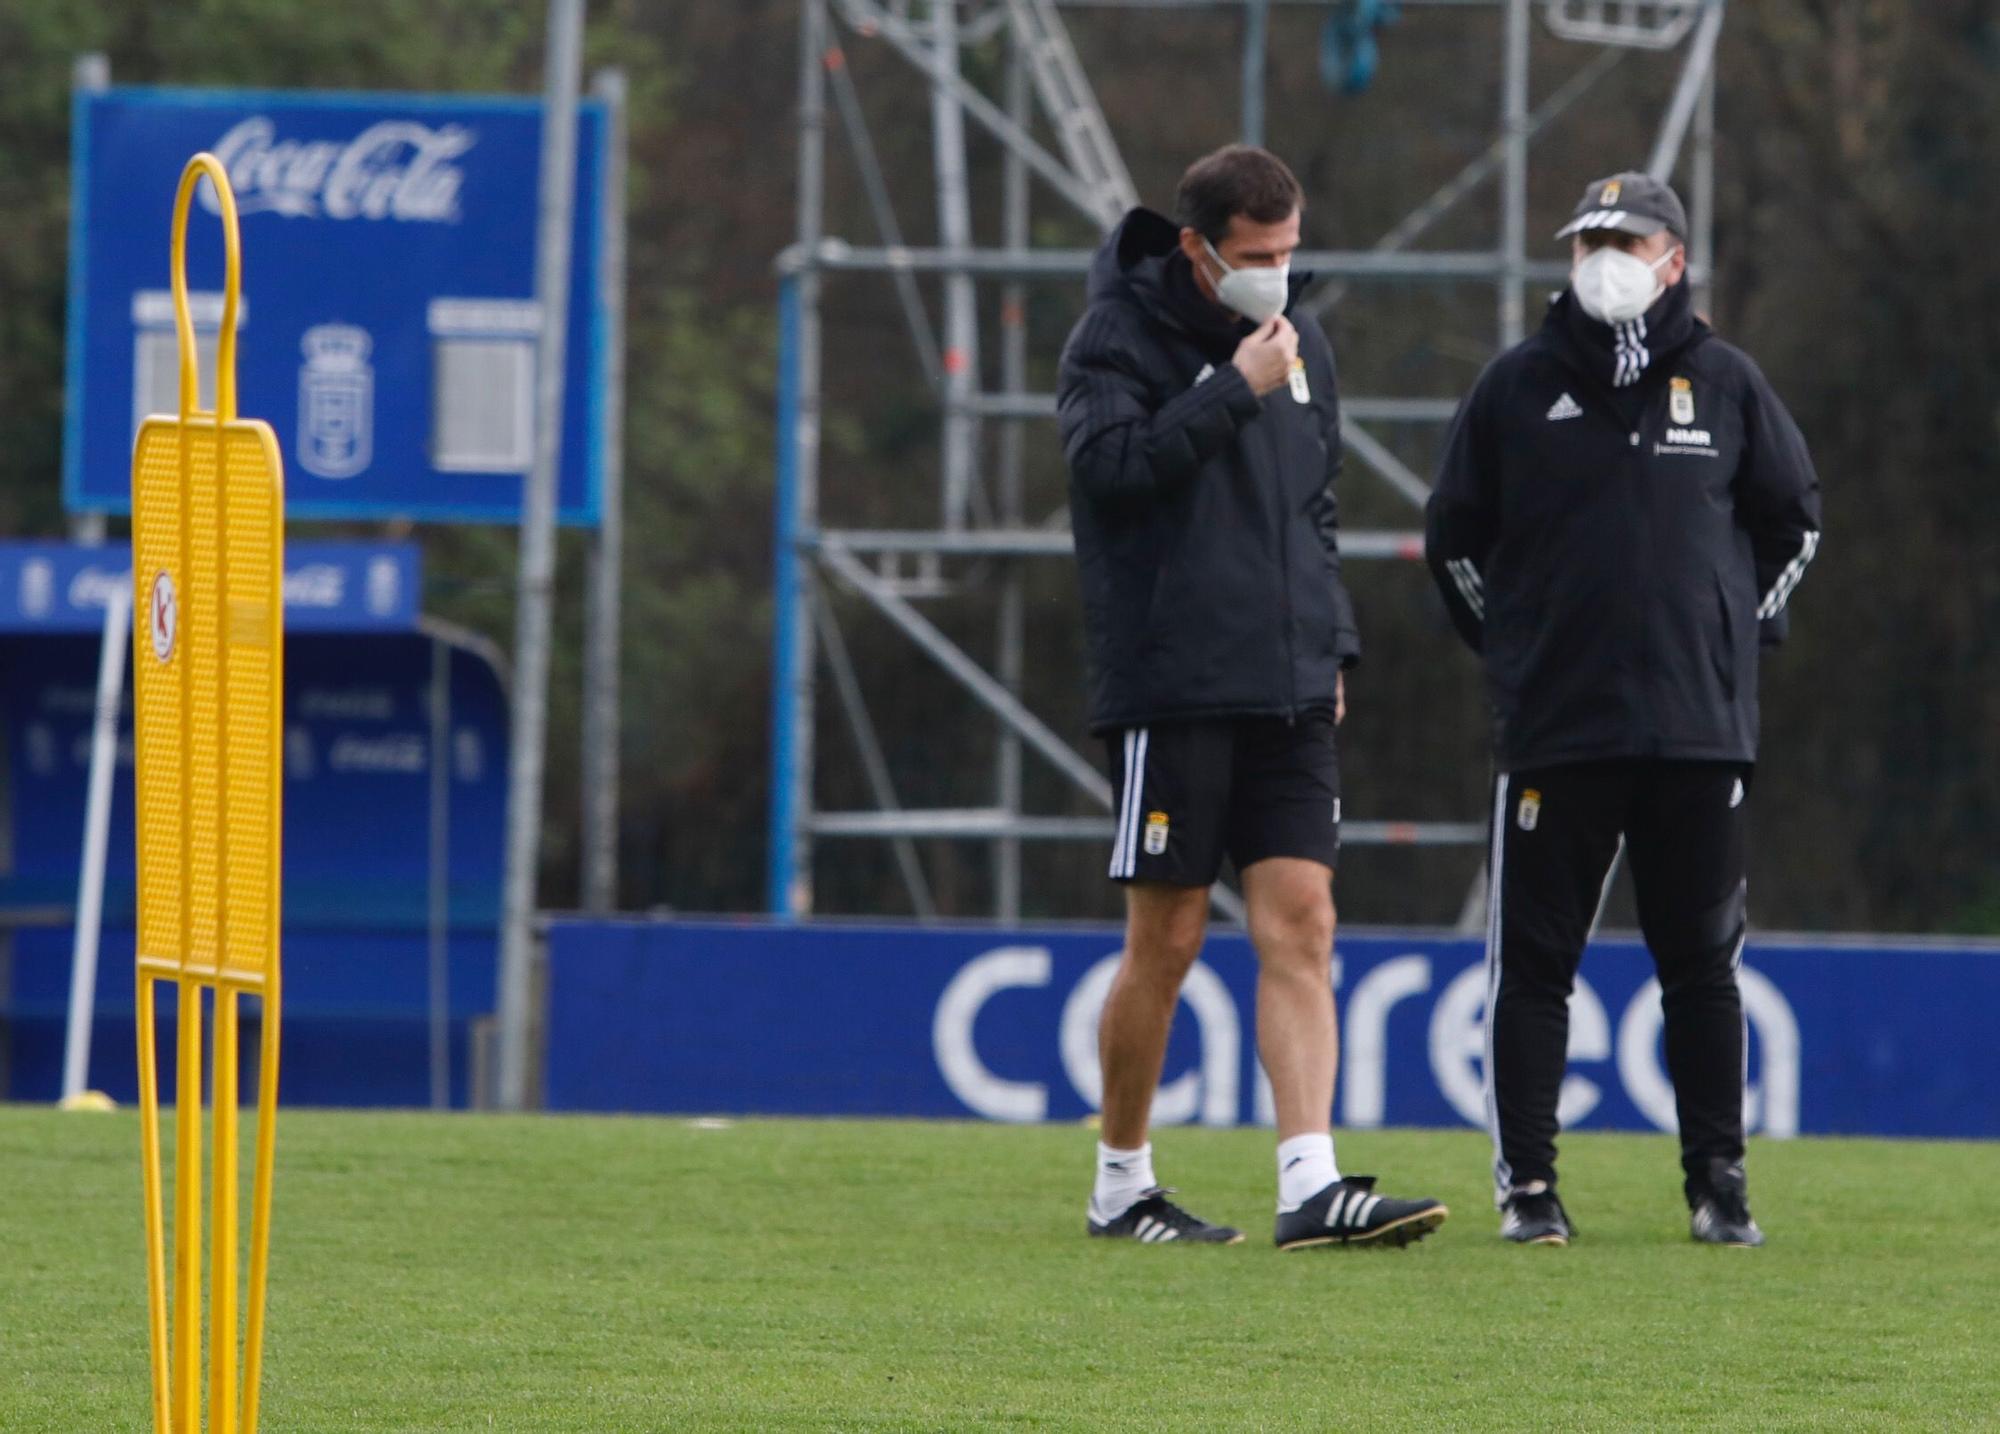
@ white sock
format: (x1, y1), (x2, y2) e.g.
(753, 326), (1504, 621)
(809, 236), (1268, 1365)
(1089, 1141), (1156, 1222)
(1276, 1133), (1339, 1211)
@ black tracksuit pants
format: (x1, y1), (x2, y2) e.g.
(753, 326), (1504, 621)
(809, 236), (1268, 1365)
(1483, 759), (1750, 1204)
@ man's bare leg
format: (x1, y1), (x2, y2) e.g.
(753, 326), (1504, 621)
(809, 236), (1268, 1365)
(1245, 856), (1450, 1246)
(1242, 857), (1339, 1143)
(1084, 879), (1252, 1240)
(1098, 881), (1209, 1150)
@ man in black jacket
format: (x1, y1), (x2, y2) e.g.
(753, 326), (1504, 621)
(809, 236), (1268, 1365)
(1425, 171), (1822, 1248)
(1059, 145), (1446, 1251)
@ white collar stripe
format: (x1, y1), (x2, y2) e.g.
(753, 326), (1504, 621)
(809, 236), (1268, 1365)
(1611, 314), (1651, 388)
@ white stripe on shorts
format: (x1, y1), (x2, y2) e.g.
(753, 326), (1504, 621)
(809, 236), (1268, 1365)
(1109, 727), (1150, 878)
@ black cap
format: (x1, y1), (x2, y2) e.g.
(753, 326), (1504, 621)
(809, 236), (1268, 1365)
(1555, 171), (1688, 242)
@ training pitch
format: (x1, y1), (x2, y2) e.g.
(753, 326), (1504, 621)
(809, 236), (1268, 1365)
(2, 1109), (1993, 1430)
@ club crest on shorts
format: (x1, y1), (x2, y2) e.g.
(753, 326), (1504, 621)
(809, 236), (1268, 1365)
(1288, 356), (1310, 404)
(1670, 376), (1696, 426)
(1143, 811), (1170, 856)
(1516, 788), (1541, 832)
(1729, 776), (1745, 809)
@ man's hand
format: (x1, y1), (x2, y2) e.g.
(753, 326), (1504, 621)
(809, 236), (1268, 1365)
(1336, 671), (1346, 726)
(1232, 316), (1299, 397)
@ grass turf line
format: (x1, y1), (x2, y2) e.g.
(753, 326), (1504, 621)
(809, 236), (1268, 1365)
(1, 1109), (1994, 1431)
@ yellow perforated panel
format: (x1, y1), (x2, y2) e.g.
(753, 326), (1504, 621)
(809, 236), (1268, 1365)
(189, 424), (223, 973)
(131, 419), (186, 970)
(219, 423), (284, 983)
(130, 415), (284, 991)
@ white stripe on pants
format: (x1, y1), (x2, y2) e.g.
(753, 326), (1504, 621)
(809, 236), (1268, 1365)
(1483, 773), (1513, 1204)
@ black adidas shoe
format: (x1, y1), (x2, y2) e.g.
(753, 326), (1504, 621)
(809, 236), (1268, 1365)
(1274, 1175), (1448, 1250)
(1088, 1187), (1244, 1245)
(1500, 1184), (1574, 1245)
(1688, 1161), (1764, 1247)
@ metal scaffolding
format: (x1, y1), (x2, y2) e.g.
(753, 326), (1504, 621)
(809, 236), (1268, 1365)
(769, 0), (1724, 921)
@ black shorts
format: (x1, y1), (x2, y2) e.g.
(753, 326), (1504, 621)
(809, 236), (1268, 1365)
(1102, 709), (1341, 886)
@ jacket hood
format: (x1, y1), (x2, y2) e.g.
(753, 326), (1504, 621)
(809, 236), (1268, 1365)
(1088, 207), (1315, 338)
(1087, 207), (1188, 315)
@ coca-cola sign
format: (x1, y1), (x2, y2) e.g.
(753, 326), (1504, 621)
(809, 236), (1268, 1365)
(72, 88), (607, 523)
(202, 116), (474, 223)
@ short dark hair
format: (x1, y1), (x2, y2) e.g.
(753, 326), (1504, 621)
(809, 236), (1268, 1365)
(1175, 145), (1303, 243)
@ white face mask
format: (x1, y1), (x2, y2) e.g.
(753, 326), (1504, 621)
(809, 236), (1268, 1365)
(1202, 237), (1291, 324)
(1572, 244), (1678, 324)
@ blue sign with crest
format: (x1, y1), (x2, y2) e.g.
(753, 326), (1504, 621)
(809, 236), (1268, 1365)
(65, 87), (606, 525)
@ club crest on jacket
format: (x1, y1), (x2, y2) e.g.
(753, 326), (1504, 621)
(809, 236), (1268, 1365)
(1670, 376), (1696, 426)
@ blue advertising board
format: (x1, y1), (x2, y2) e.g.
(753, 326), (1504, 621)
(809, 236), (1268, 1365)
(1, 542), (509, 1106)
(65, 87), (605, 525)
(0, 539), (419, 634)
(545, 920), (2000, 1141)
(1, 630), (509, 1104)
(0, 614), (506, 931)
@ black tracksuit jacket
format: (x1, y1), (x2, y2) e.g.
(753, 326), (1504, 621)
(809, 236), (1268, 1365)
(1058, 208), (1360, 735)
(1424, 283), (1822, 771)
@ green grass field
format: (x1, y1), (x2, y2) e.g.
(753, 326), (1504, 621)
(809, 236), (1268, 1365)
(3, 1109), (1995, 1431)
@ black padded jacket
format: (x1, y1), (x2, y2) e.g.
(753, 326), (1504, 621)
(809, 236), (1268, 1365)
(1058, 208), (1360, 735)
(1424, 283), (1822, 771)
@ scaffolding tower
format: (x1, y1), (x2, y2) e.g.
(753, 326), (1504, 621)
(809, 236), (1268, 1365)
(769, 0), (1725, 922)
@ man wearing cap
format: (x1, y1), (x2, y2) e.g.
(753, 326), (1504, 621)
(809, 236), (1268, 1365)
(1425, 172), (1822, 1248)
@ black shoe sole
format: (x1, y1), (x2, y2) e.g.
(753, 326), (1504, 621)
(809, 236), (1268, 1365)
(1087, 1225), (1247, 1245)
(1277, 1205), (1449, 1251)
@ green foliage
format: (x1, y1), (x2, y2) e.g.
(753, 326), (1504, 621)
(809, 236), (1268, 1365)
(2, 1109), (1996, 1430)
(0, 0), (774, 912)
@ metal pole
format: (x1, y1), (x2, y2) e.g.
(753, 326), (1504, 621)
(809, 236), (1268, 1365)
(1690, 52), (1716, 314)
(69, 54), (110, 550)
(812, 581), (937, 918)
(496, 0), (584, 1111)
(782, 243), (1568, 279)
(1342, 420), (1434, 509)
(767, 0), (829, 917)
(826, 43), (944, 382)
(60, 582), (129, 1105)
(427, 637), (452, 1111)
(821, 542), (1114, 807)
(846, 3), (1114, 227)
(1241, 0), (1268, 146)
(580, 66), (628, 914)
(930, 0), (980, 532)
(1307, 45), (1626, 320)
(995, 39), (1030, 924)
(1646, 0), (1724, 183)
(1499, 0), (1530, 346)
